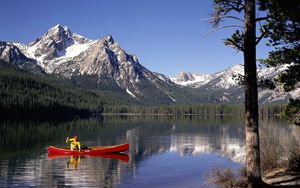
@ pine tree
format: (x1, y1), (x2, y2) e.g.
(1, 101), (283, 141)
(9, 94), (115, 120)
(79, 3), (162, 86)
(259, 0), (300, 124)
(210, 0), (300, 186)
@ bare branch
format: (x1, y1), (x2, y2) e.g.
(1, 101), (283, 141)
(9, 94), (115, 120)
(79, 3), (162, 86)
(210, 0), (244, 27)
(233, 49), (241, 56)
(203, 25), (244, 38)
(200, 16), (243, 23)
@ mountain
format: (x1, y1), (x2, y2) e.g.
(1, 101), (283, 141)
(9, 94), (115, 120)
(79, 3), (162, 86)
(172, 64), (243, 89)
(0, 24), (297, 105)
(1, 25), (190, 104)
(171, 72), (213, 87)
(172, 64), (299, 103)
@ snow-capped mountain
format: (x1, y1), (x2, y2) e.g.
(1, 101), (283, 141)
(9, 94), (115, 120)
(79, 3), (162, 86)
(14, 24), (95, 72)
(0, 24), (185, 104)
(172, 64), (244, 89)
(173, 64), (299, 103)
(171, 72), (213, 87)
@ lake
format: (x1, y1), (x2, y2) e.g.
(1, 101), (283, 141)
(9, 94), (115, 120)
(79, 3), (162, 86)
(0, 115), (297, 187)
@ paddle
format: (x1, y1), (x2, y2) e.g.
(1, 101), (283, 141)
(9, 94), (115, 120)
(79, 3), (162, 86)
(66, 116), (80, 140)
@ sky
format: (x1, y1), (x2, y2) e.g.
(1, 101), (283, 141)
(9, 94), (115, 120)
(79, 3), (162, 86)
(1, 0), (270, 77)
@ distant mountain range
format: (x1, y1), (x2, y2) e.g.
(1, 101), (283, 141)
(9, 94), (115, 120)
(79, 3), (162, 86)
(172, 64), (300, 104)
(0, 24), (297, 104)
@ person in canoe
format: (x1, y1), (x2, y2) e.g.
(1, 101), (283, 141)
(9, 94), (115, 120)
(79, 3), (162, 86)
(66, 135), (81, 150)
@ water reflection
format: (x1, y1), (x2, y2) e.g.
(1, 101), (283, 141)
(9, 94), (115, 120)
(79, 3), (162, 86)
(66, 156), (81, 170)
(48, 153), (130, 163)
(0, 115), (295, 187)
(169, 133), (245, 163)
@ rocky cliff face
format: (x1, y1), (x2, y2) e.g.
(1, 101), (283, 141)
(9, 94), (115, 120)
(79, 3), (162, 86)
(176, 72), (195, 82)
(0, 41), (33, 65)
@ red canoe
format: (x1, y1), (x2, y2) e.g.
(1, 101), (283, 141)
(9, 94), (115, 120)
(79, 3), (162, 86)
(48, 143), (129, 155)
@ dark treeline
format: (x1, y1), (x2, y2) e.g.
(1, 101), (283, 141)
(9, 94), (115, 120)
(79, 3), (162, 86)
(103, 103), (285, 116)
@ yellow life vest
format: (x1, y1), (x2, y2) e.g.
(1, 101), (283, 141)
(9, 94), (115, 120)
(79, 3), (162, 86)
(66, 138), (81, 150)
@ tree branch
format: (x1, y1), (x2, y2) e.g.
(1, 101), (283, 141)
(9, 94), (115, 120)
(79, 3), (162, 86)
(255, 16), (269, 22)
(256, 29), (268, 46)
(203, 25), (244, 38)
(256, 20), (276, 45)
(221, 0), (244, 13)
(225, 38), (244, 51)
(200, 16), (243, 23)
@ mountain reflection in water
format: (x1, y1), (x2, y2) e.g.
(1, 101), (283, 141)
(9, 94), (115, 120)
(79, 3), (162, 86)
(0, 115), (295, 187)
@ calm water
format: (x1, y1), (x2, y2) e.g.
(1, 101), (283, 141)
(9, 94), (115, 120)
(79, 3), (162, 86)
(0, 115), (296, 187)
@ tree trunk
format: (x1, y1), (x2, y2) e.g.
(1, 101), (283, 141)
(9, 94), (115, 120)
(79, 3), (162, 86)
(244, 0), (262, 187)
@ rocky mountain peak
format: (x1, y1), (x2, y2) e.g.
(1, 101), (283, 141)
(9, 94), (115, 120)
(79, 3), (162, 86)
(177, 72), (195, 82)
(25, 24), (78, 62)
(105, 35), (114, 45)
(46, 24), (72, 40)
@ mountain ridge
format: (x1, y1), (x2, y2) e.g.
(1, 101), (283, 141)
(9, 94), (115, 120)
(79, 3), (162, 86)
(172, 64), (299, 104)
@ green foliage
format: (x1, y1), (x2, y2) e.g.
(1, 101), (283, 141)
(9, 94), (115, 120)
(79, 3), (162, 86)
(280, 98), (300, 121)
(259, 1), (300, 120)
(258, 79), (276, 90)
(278, 64), (300, 92)
(224, 30), (244, 51)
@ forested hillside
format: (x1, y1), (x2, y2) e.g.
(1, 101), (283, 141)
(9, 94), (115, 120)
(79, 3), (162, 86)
(0, 60), (135, 118)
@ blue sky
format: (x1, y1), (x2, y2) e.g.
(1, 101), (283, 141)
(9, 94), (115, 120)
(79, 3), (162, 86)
(1, 0), (270, 77)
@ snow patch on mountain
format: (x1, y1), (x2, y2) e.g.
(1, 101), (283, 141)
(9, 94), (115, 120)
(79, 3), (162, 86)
(126, 89), (137, 99)
(56, 40), (94, 60)
(258, 64), (289, 78)
(168, 95), (176, 102)
(291, 87), (300, 98)
(212, 64), (244, 89)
